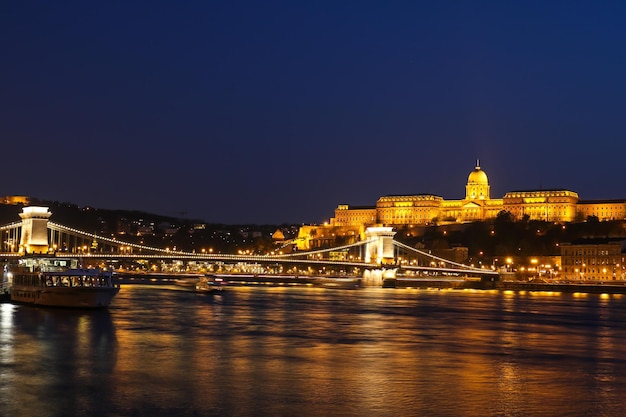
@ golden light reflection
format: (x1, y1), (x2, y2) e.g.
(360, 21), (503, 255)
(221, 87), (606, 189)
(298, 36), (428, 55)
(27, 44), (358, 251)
(0, 303), (15, 331)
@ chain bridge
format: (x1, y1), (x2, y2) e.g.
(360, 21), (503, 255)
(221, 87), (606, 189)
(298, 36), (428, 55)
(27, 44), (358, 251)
(0, 206), (498, 283)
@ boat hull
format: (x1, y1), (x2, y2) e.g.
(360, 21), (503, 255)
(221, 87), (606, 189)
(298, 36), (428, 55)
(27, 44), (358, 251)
(10, 286), (120, 308)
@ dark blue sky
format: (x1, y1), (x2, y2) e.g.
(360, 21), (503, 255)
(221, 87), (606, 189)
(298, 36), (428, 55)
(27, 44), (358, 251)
(2, 1), (625, 224)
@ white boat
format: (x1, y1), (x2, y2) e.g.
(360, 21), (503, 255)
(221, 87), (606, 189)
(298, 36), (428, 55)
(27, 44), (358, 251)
(3, 256), (120, 308)
(195, 275), (226, 293)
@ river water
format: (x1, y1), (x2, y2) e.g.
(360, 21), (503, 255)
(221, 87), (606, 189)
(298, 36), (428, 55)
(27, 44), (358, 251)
(1, 285), (626, 417)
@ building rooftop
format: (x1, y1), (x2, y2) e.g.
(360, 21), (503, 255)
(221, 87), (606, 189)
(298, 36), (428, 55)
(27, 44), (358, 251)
(341, 205), (375, 210)
(379, 193), (442, 198)
(578, 199), (626, 204)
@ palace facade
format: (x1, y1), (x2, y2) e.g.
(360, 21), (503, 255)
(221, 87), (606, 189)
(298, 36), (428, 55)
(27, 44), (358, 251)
(296, 162), (626, 250)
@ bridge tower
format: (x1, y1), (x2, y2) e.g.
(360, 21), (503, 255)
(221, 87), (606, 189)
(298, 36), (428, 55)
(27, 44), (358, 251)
(19, 206), (51, 254)
(364, 226), (396, 264)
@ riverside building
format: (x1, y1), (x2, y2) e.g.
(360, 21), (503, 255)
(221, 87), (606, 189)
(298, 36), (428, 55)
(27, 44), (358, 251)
(560, 239), (626, 281)
(297, 162), (626, 250)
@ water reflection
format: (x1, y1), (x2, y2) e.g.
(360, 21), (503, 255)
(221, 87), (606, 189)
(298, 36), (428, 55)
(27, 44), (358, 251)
(0, 304), (117, 416)
(2, 287), (626, 416)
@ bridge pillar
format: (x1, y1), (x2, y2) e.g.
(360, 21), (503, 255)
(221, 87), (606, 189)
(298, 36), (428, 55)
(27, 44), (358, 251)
(19, 206), (51, 254)
(364, 226), (396, 264)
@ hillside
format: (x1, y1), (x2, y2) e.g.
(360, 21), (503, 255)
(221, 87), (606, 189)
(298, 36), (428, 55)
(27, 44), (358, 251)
(0, 200), (299, 254)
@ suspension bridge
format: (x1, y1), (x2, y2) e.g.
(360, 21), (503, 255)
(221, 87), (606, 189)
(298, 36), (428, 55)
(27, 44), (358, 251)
(1, 206), (498, 285)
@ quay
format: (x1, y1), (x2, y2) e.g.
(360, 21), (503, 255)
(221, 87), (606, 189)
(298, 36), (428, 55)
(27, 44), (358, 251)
(494, 281), (626, 294)
(115, 272), (204, 285)
(391, 277), (626, 294)
(116, 272), (626, 294)
(115, 272), (361, 289)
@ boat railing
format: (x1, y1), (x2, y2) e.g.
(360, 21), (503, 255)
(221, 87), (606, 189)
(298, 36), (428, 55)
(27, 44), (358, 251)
(42, 271), (120, 289)
(39, 266), (75, 273)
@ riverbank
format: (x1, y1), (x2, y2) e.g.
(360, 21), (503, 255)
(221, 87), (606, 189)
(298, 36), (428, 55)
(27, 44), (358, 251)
(392, 276), (626, 294)
(116, 272), (626, 294)
(115, 272), (361, 289)
(495, 281), (626, 294)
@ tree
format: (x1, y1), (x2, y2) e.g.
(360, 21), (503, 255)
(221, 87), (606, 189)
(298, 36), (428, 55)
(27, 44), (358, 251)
(495, 210), (514, 224)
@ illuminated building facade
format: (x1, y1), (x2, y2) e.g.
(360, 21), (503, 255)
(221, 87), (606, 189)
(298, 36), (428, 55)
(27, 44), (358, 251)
(560, 239), (626, 281)
(331, 162), (626, 227)
(2, 195), (29, 205)
(297, 162), (626, 250)
(502, 190), (579, 222)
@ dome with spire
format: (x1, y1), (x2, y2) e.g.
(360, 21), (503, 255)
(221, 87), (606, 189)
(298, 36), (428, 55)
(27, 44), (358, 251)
(465, 160), (490, 201)
(467, 160), (488, 184)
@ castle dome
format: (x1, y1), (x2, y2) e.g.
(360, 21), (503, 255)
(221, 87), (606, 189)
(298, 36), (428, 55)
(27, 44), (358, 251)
(467, 162), (488, 184)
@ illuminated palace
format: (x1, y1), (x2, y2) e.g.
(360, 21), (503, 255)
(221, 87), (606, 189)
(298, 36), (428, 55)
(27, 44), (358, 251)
(297, 162), (626, 250)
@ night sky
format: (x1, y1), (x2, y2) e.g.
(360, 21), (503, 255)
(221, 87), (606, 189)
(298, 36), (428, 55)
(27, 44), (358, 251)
(2, 1), (625, 224)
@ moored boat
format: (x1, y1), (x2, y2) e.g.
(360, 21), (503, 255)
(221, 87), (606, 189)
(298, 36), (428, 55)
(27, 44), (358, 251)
(195, 275), (226, 293)
(3, 256), (120, 308)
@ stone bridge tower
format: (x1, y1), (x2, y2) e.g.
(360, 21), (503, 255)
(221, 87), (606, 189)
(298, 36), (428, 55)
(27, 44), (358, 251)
(19, 206), (51, 254)
(364, 226), (396, 264)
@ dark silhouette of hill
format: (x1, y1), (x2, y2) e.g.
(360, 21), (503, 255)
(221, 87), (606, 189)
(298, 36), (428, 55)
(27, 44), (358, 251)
(0, 200), (298, 254)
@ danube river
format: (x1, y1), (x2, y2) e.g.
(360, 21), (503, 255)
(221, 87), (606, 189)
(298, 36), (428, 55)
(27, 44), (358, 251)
(2, 285), (626, 417)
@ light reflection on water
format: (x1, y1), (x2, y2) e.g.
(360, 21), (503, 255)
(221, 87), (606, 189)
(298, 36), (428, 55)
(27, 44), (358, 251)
(1, 286), (626, 416)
